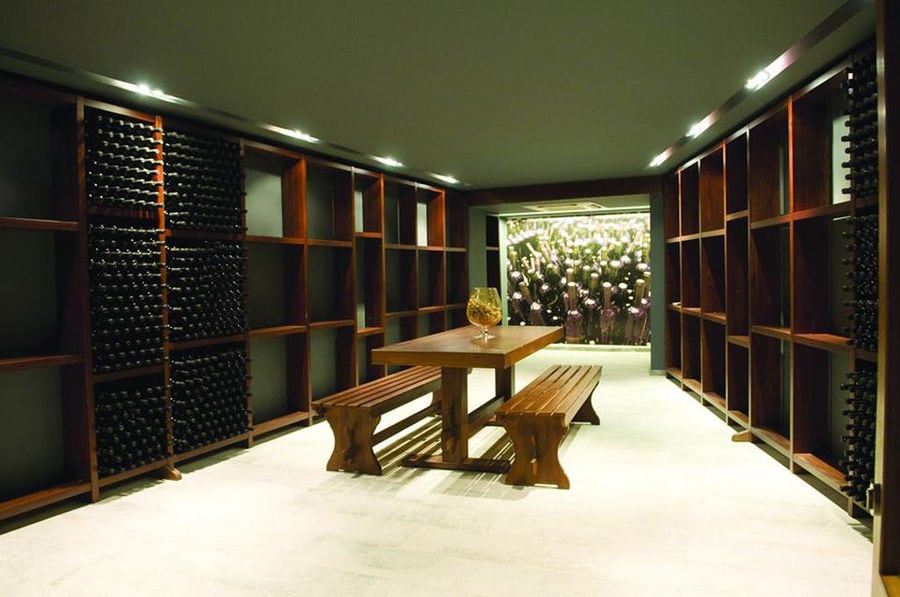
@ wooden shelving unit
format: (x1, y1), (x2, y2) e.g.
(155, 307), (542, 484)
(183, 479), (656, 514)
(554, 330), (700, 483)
(664, 50), (878, 515)
(0, 76), (465, 521)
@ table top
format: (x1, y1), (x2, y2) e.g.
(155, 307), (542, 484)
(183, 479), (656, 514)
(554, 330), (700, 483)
(371, 325), (563, 369)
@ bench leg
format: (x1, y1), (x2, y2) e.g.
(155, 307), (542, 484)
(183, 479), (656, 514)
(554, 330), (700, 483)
(573, 391), (600, 425)
(502, 417), (571, 489)
(324, 408), (383, 475)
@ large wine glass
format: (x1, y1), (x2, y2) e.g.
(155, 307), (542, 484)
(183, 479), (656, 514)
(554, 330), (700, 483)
(466, 287), (502, 340)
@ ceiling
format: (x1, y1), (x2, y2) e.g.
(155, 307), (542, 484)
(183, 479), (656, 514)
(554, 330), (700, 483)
(0, 1), (877, 191)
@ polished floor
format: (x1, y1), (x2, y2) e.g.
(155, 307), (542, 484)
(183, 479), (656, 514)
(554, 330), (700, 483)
(0, 348), (873, 596)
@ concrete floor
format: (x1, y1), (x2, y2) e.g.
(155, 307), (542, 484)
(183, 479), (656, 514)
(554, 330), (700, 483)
(0, 347), (874, 596)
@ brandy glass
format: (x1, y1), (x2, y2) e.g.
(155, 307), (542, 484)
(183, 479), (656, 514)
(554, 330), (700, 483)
(466, 287), (502, 340)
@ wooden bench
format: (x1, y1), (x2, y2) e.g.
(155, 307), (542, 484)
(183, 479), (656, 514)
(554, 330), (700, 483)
(312, 366), (442, 475)
(495, 364), (602, 489)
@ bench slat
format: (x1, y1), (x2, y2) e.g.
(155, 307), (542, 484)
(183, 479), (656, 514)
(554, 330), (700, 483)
(499, 365), (601, 420)
(314, 366), (440, 410)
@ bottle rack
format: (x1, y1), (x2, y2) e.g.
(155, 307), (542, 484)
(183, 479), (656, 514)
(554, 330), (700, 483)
(0, 77), (466, 521)
(664, 46), (879, 516)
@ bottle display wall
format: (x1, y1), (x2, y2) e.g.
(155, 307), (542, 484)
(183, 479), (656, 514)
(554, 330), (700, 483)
(505, 213), (651, 345)
(664, 47), (879, 516)
(0, 78), (466, 522)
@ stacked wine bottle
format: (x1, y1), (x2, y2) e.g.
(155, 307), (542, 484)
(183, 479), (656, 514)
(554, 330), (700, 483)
(166, 240), (247, 342)
(170, 345), (249, 453)
(842, 53), (879, 201)
(840, 366), (877, 502)
(163, 130), (244, 232)
(843, 214), (878, 352)
(94, 380), (168, 477)
(84, 110), (162, 210)
(88, 223), (165, 373)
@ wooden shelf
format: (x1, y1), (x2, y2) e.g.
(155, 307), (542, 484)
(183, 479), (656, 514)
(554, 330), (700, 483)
(0, 217), (80, 232)
(445, 246), (466, 253)
(750, 213), (791, 229)
(306, 238), (353, 248)
(681, 306), (702, 317)
(727, 335), (750, 348)
(792, 452), (846, 493)
(248, 325), (307, 338)
(386, 309), (418, 319)
(856, 349), (878, 362)
(384, 242), (418, 251)
(93, 364), (165, 383)
(667, 303), (682, 312)
(356, 326), (384, 337)
(793, 333), (852, 354)
(252, 410), (311, 437)
(0, 480), (92, 521)
(702, 312), (726, 324)
(97, 458), (171, 488)
(166, 229), (244, 242)
(666, 367), (683, 381)
(173, 433), (250, 464)
(751, 426), (791, 457)
(681, 232), (701, 242)
(725, 210), (749, 221)
(855, 196), (879, 210)
(308, 319), (356, 330)
(168, 333), (247, 351)
(729, 410), (749, 427)
(751, 325), (792, 341)
(683, 378), (702, 395)
(665, 236), (681, 244)
(245, 235), (305, 245)
(354, 231), (382, 239)
(792, 202), (852, 222)
(703, 391), (727, 414)
(0, 353), (82, 372)
(700, 228), (725, 238)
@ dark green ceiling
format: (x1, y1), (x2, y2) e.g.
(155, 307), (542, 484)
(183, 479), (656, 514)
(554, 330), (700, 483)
(0, 1), (876, 189)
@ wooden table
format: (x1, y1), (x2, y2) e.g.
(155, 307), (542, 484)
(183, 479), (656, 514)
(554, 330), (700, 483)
(371, 325), (563, 473)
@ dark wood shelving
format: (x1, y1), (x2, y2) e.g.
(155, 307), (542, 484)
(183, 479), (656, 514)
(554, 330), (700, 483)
(0, 353), (82, 372)
(308, 319), (356, 330)
(248, 325), (308, 338)
(168, 334), (247, 351)
(173, 433), (251, 464)
(663, 46), (885, 525)
(792, 202), (852, 222)
(703, 312), (726, 324)
(752, 426), (791, 457)
(244, 235), (305, 245)
(92, 364), (165, 383)
(251, 411), (311, 437)
(355, 326), (384, 337)
(793, 333), (852, 353)
(97, 459), (171, 488)
(751, 325), (792, 341)
(0, 217), (80, 232)
(749, 214), (791, 229)
(2, 63), (466, 524)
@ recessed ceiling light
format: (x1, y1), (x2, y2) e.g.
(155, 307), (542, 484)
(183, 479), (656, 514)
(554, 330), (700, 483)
(288, 129), (319, 143)
(648, 150), (671, 168)
(133, 83), (165, 98)
(374, 156), (403, 168)
(746, 69), (772, 91)
(687, 117), (712, 138)
(434, 174), (459, 185)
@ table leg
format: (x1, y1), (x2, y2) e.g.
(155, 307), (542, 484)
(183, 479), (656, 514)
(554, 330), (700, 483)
(495, 365), (515, 400)
(441, 366), (468, 462)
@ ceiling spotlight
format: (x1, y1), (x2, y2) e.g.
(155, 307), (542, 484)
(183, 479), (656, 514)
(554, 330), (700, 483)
(288, 129), (319, 143)
(434, 174), (459, 185)
(746, 69), (772, 91)
(687, 117), (712, 138)
(648, 151), (670, 168)
(374, 156), (403, 168)
(133, 83), (166, 98)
